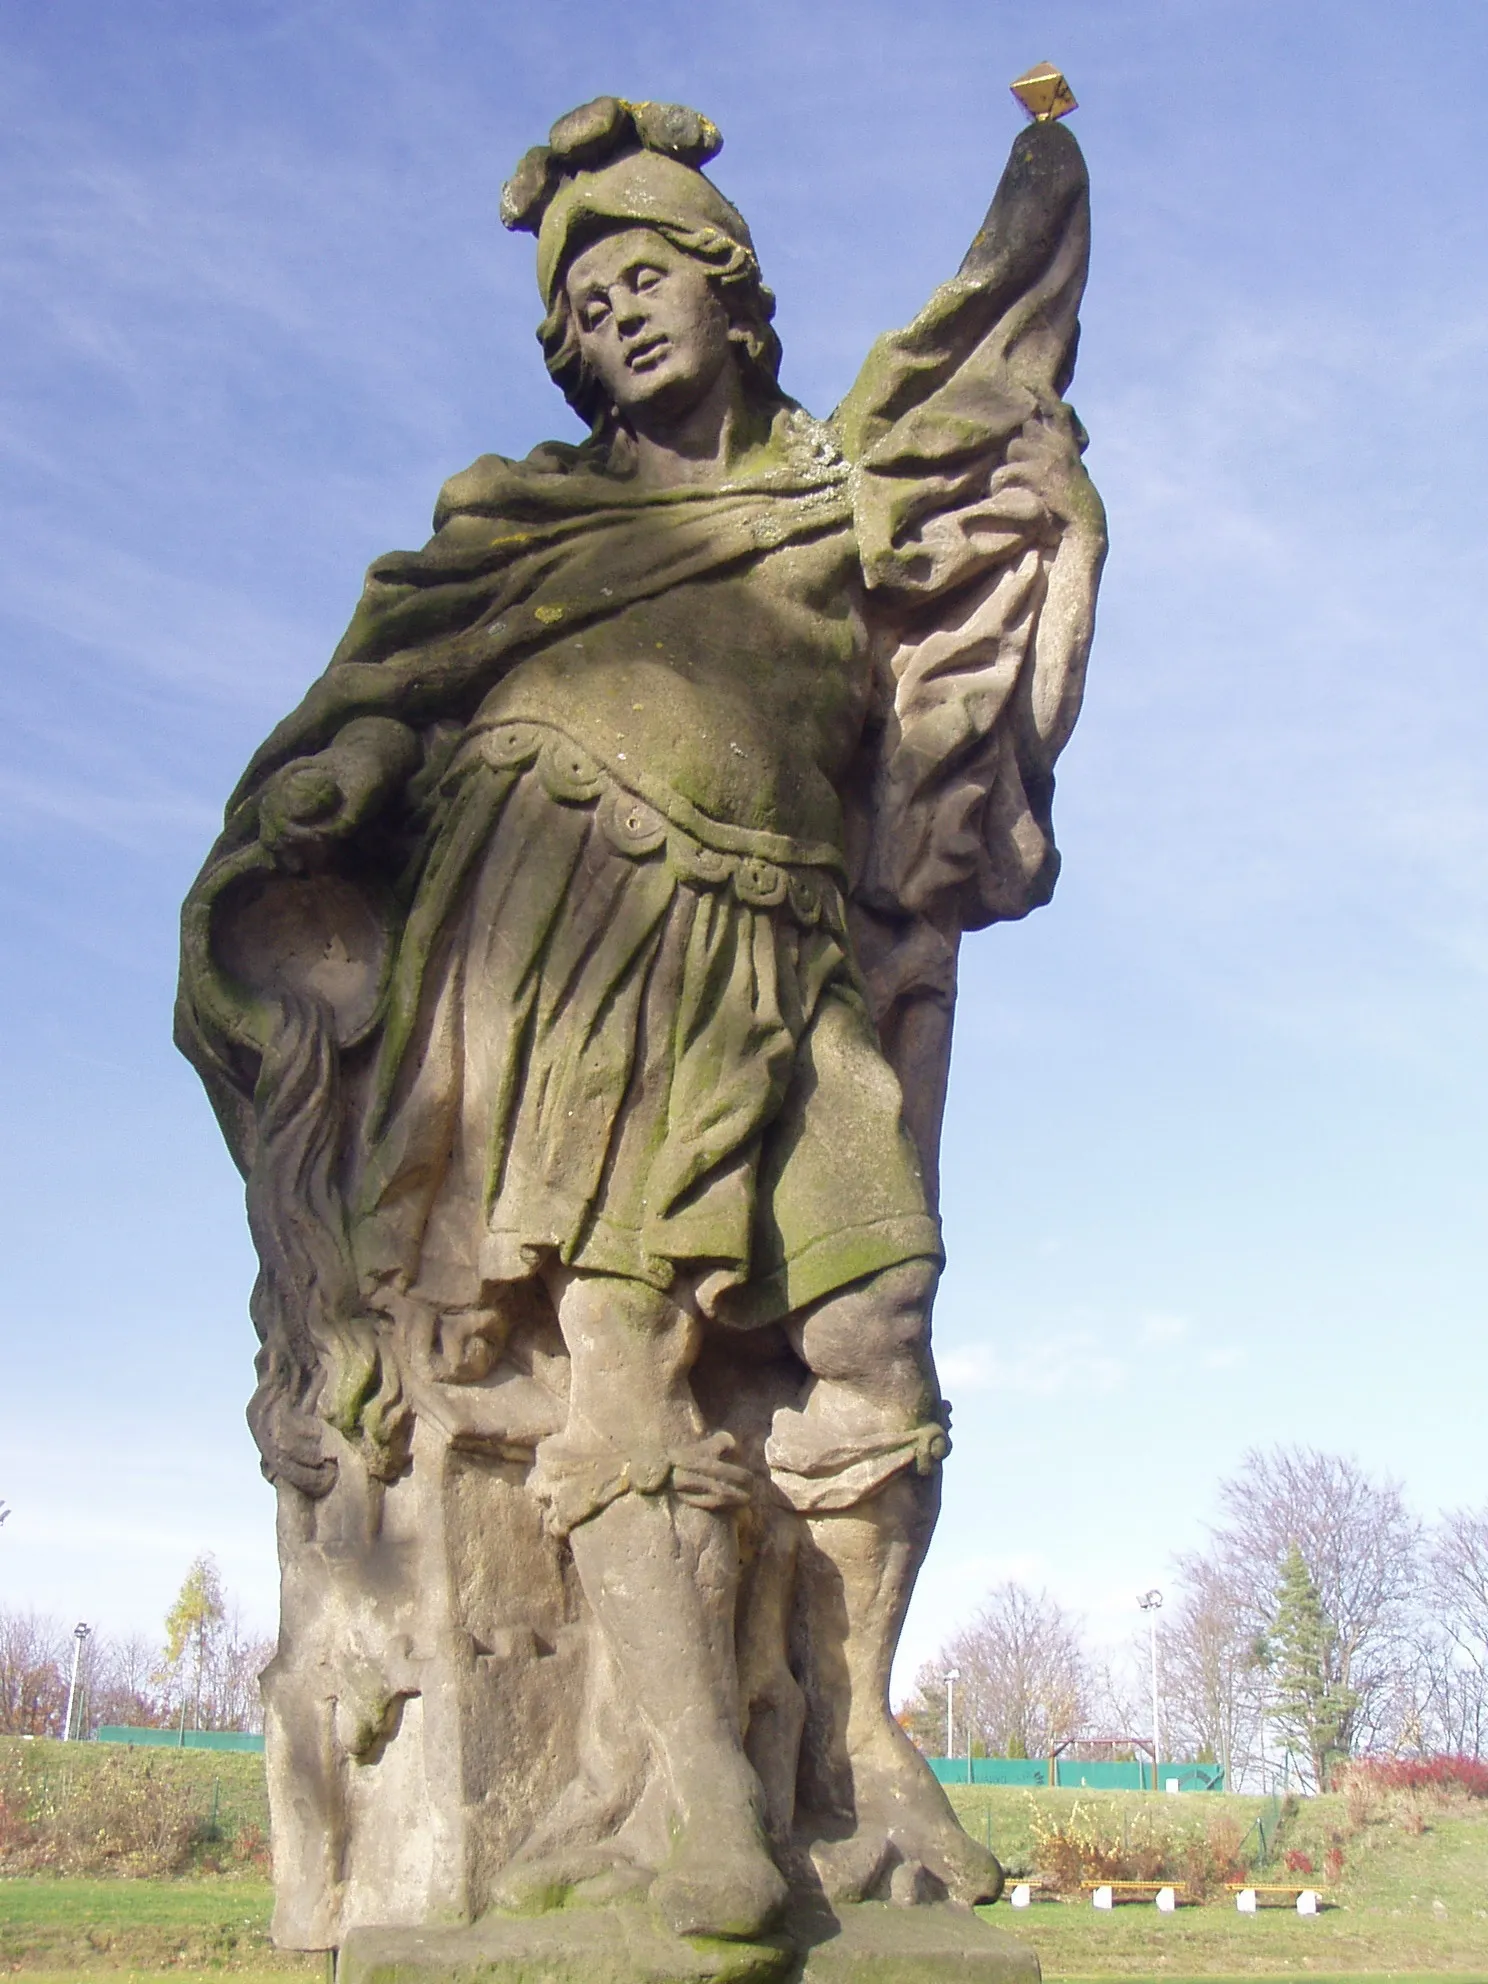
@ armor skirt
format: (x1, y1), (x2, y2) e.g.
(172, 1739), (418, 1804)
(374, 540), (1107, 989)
(350, 718), (939, 1324)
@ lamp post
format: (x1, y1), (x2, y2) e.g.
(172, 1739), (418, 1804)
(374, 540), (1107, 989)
(63, 1622), (90, 1743)
(1137, 1590), (1163, 1790)
(944, 1667), (961, 1763)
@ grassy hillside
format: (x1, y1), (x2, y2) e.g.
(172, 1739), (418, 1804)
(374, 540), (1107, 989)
(0, 1736), (269, 1876)
(0, 1736), (268, 1825)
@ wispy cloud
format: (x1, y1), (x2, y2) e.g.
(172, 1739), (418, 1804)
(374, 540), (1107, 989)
(938, 1334), (1127, 1399)
(1139, 1312), (1188, 1346)
(0, 529), (322, 709)
(0, 765), (217, 849)
(1200, 1346), (1246, 1372)
(936, 1309), (1249, 1403)
(1054, 282), (1488, 1067)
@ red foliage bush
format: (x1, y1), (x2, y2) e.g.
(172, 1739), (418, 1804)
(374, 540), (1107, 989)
(1283, 1848), (1315, 1874)
(228, 1820), (271, 1874)
(1346, 1754), (1488, 1799)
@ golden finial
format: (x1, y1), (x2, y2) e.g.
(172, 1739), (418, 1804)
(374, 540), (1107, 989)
(1010, 62), (1078, 123)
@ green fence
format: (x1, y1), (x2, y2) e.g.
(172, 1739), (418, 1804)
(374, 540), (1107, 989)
(927, 1756), (1225, 1791)
(95, 1724), (265, 1753)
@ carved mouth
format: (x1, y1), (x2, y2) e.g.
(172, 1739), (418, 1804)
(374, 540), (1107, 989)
(625, 336), (670, 373)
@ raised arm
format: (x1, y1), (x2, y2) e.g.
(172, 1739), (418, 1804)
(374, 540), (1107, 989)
(838, 111), (1107, 1190)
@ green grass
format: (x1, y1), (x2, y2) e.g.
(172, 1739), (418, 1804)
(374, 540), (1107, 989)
(0, 1875), (275, 1926)
(950, 1785), (1488, 1976)
(4, 1770), (1487, 1976)
(0, 1875), (316, 1972)
(2, 1976), (306, 1984)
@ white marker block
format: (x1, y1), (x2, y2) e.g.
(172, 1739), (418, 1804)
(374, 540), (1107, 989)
(1010, 1883), (1033, 1908)
(1092, 1885), (1114, 1910)
(1297, 1889), (1320, 1915)
(1156, 1886), (1177, 1913)
(1165, 1778), (1180, 1794)
(1236, 1888), (1258, 1913)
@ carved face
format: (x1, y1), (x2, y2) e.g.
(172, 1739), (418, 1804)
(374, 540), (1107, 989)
(564, 226), (735, 424)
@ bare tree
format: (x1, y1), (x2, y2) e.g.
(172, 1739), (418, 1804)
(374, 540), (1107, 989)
(925, 1582), (1089, 1760)
(1420, 1504), (1488, 1758)
(0, 1608), (66, 1736)
(1082, 1648), (1146, 1751)
(1191, 1446), (1420, 1783)
(1162, 1556), (1266, 1787)
(199, 1607), (274, 1734)
(1365, 1624), (1475, 1761)
(90, 1630), (169, 1731)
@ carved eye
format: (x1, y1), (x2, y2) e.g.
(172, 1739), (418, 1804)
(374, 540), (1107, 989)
(633, 266), (663, 294)
(580, 297), (611, 331)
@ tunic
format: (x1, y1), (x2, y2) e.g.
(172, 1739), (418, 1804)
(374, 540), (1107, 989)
(348, 415), (939, 1325)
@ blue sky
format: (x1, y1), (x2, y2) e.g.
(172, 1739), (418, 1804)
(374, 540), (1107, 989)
(1, 0), (1485, 1693)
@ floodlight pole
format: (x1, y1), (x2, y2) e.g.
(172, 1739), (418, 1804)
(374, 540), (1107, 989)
(63, 1621), (90, 1743)
(945, 1668), (961, 1762)
(1137, 1590), (1163, 1789)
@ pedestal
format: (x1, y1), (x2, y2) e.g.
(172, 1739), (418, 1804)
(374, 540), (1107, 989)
(337, 1896), (1040, 1984)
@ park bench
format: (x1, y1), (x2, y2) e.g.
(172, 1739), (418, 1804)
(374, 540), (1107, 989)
(1084, 1879), (1187, 1912)
(1007, 1875), (1058, 1907)
(1228, 1883), (1324, 1914)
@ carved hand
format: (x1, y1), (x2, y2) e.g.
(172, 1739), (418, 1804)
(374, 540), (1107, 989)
(258, 717), (420, 866)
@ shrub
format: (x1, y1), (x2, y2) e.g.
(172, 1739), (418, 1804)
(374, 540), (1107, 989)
(227, 1819), (271, 1874)
(19, 1751), (202, 1874)
(1345, 1754), (1488, 1799)
(1284, 1848), (1315, 1874)
(1026, 1799), (1246, 1898)
(1028, 1801), (1164, 1892)
(0, 1740), (269, 1877)
(1338, 1754), (1488, 1835)
(1178, 1815), (1249, 1900)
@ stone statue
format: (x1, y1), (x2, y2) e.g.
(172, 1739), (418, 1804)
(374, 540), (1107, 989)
(178, 83), (1103, 1982)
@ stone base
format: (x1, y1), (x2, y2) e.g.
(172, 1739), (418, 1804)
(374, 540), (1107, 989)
(338, 1907), (790, 1984)
(337, 1896), (1039, 1984)
(788, 1897), (1039, 1982)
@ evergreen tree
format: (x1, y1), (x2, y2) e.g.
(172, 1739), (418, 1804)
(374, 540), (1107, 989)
(1268, 1542), (1358, 1790)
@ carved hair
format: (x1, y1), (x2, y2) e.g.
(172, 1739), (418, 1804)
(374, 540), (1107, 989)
(539, 220), (784, 432)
